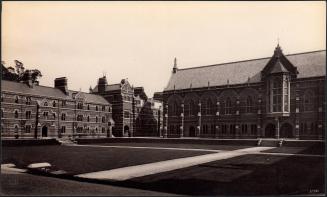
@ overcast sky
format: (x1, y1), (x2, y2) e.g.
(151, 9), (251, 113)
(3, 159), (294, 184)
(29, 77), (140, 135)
(2, 1), (325, 97)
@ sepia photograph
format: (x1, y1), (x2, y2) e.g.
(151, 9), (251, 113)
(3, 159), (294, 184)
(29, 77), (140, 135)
(1, 1), (325, 196)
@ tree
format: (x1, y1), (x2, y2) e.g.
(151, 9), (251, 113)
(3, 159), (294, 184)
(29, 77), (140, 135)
(2, 60), (42, 83)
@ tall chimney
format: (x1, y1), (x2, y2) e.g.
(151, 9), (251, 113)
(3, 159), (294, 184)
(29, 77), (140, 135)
(25, 70), (33, 88)
(98, 76), (108, 93)
(55, 77), (68, 95)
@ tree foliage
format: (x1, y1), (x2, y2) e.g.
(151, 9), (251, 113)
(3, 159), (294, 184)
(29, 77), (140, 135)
(2, 60), (42, 83)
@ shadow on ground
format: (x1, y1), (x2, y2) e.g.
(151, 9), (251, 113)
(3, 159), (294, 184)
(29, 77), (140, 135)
(108, 154), (324, 195)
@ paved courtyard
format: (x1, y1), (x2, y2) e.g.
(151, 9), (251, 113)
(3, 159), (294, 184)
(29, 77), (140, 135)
(1, 142), (324, 195)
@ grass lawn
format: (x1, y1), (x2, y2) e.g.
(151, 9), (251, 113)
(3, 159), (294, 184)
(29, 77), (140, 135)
(262, 144), (325, 155)
(93, 142), (251, 151)
(1, 145), (212, 175)
(1, 172), (178, 196)
(118, 154), (325, 195)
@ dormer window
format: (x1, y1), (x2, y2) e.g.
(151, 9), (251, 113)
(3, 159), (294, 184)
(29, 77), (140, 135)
(264, 45), (293, 116)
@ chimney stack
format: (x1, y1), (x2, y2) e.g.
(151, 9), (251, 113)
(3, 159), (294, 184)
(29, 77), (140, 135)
(55, 77), (68, 95)
(98, 76), (108, 93)
(25, 70), (33, 88)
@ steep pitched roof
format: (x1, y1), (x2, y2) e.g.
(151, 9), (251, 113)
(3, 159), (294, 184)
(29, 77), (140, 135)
(270, 59), (289, 74)
(164, 50), (326, 91)
(2, 80), (110, 105)
(92, 83), (121, 92)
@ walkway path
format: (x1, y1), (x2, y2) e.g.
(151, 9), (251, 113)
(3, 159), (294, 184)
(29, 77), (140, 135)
(75, 146), (273, 181)
(73, 144), (223, 152)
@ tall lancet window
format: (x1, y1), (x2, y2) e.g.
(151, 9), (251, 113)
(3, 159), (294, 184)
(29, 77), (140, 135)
(283, 75), (290, 112)
(268, 74), (290, 113)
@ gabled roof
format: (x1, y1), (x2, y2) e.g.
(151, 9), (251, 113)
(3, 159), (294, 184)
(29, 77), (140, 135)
(2, 80), (110, 105)
(92, 83), (121, 92)
(164, 50), (326, 91)
(270, 58), (289, 74)
(134, 87), (148, 100)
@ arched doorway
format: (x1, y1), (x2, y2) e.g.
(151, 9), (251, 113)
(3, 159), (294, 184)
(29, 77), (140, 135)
(265, 123), (275, 138)
(280, 123), (293, 138)
(189, 126), (196, 137)
(42, 126), (48, 137)
(124, 125), (130, 137)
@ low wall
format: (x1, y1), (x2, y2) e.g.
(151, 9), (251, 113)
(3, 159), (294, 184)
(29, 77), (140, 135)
(75, 137), (325, 148)
(1, 139), (61, 146)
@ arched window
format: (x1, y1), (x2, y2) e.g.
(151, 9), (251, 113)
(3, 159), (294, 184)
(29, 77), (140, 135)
(87, 116), (90, 122)
(184, 101), (190, 116)
(191, 100), (198, 116)
(202, 100), (207, 115)
(14, 110), (19, 118)
(96, 116), (98, 123)
(26, 111), (31, 119)
(77, 115), (83, 121)
(241, 124), (248, 134)
(15, 96), (19, 103)
(102, 116), (106, 123)
(25, 125), (31, 133)
(190, 100), (194, 116)
(61, 113), (66, 121)
(173, 102), (179, 116)
(53, 101), (56, 107)
(207, 99), (215, 115)
(225, 98), (232, 115)
(246, 96), (253, 113)
(77, 102), (83, 109)
(61, 126), (66, 133)
(26, 97), (31, 105)
(14, 125), (19, 133)
(87, 104), (90, 110)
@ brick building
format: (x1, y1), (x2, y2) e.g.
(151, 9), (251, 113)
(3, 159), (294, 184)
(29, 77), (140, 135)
(162, 45), (325, 139)
(92, 77), (163, 137)
(1, 76), (113, 139)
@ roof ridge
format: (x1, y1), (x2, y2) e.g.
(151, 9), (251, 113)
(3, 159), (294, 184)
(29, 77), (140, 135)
(107, 83), (120, 86)
(2, 80), (103, 96)
(178, 50), (325, 71)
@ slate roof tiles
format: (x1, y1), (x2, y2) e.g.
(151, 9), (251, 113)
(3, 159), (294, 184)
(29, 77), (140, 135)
(165, 50), (326, 91)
